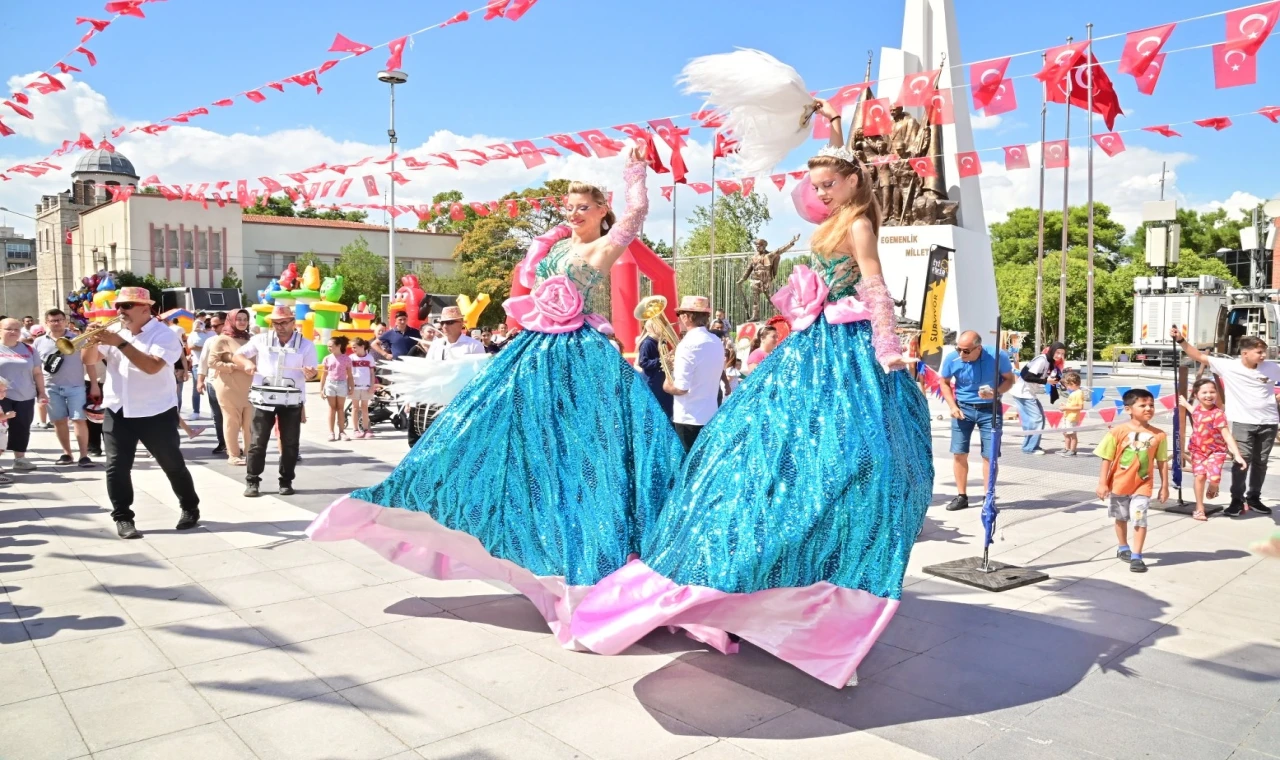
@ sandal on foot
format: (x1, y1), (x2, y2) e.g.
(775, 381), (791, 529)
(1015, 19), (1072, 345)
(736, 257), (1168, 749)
(1193, 511), (1208, 521)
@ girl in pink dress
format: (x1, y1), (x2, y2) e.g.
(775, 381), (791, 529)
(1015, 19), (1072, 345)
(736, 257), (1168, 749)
(1180, 378), (1246, 520)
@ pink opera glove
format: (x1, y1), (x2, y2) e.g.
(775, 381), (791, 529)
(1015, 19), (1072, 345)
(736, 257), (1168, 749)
(503, 275), (586, 334)
(856, 274), (907, 371)
(770, 265), (829, 331)
(515, 225), (572, 290)
(606, 158), (649, 248)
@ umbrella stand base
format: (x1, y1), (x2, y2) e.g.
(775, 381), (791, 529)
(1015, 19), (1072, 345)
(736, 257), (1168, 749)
(1150, 501), (1223, 517)
(923, 557), (1049, 592)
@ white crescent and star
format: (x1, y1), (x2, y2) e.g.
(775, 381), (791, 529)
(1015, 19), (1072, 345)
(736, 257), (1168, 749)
(909, 74), (932, 93)
(979, 68), (1002, 85)
(1009, 147), (1024, 159)
(1054, 48), (1077, 65)
(1100, 135), (1115, 146)
(1050, 145), (1064, 157)
(1240, 13), (1269, 38)
(961, 156), (975, 168)
(869, 103), (886, 119)
(1225, 49), (1247, 66)
(1136, 35), (1163, 55)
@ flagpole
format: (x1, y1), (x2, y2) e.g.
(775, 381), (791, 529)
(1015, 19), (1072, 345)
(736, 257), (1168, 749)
(1035, 51), (1048, 355)
(1085, 23), (1096, 388)
(1057, 36), (1073, 347)
(671, 183), (678, 271)
(709, 153), (717, 311)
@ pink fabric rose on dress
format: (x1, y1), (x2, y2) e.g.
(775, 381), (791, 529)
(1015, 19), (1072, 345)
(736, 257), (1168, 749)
(503, 275), (586, 334)
(770, 265), (829, 331)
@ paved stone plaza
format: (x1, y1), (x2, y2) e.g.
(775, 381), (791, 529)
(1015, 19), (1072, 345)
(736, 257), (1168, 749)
(2, 390), (1278, 760)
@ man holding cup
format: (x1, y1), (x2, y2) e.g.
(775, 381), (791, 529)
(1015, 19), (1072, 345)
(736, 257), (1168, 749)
(938, 331), (1016, 511)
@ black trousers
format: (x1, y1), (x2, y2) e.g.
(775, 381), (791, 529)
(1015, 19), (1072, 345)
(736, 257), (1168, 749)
(103, 406), (199, 522)
(85, 381), (102, 454)
(1230, 422), (1277, 503)
(0, 398), (34, 452)
(206, 385), (226, 450)
(673, 422), (703, 453)
(246, 405), (302, 487)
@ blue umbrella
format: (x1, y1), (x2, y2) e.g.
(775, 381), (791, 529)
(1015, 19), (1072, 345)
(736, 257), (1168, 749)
(981, 401), (1002, 560)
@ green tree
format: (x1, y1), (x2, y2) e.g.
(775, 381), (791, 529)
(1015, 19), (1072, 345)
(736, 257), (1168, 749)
(989, 204), (1127, 268)
(640, 233), (672, 258)
(299, 204), (368, 223)
(114, 272), (181, 308)
(682, 193), (772, 257)
(220, 267), (247, 306)
(1127, 207), (1249, 262)
(419, 190), (478, 235)
(333, 236), (391, 306)
(453, 216), (526, 325)
(140, 186), (161, 195)
(243, 196), (296, 217)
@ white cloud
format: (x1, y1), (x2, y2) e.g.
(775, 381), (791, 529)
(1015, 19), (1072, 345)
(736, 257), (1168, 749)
(1194, 191), (1266, 220)
(971, 114), (1002, 131)
(3, 72), (118, 144)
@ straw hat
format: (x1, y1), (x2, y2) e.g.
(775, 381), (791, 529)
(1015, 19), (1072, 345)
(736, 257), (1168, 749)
(115, 286), (154, 305)
(675, 295), (711, 314)
(267, 305), (296, 322)
(439, 306), (464, 323)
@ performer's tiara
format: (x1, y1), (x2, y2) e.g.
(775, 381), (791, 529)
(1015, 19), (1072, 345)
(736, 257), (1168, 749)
(815, 145), (860, 165)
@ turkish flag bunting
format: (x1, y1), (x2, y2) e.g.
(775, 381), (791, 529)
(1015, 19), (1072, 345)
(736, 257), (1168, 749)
(105, 1), (146, 18)
(1094, 132), (1126, 156)
(1120, 24), (1176, 77)
(714, 131), (739, 159)
(716, 180), (742, 195)
(689, 183), (712, 194)
(458, 149), (489, 165)
(1136, 53), (1166, 95)
(505, 0), (539, 20)
(284, 173), (307, 184)
(76, 17), (111, 31)
(12, 93), (28, 105)
(374, 153), (399, 165)
(969, 57), (1011, 110)
(485, 0), (511, 19)
(1044, 410), (1064, 428)
(167, 113), (191, 124)
(212, 98), (234, 107)
(1194, 117), (1233, 131)
(1226, 2), (1280, 55)
(283, 187), (300, 202)
(259, 177), (283, 193)
(1260, 106), (1280, 122)
(320, 180), (335, 197)
(75, 132), (95, 149)
(1004, 145), (1031, 170)
(770, 174), (787, 190)
(443, 11), (469, 26)
(138, 124), (169, 135)
(1037, 43), (1087, 84)
(141, 174), (160, 185)
(302, 183), (320, 202)
(1098, 408), (1117, 424)
(319, 60), (340, 75)
(815, 83), (869, 138)
(4, 101), (33, 119)
(1143, 125), (1182, 138)
(267, 82), (285, 93)
(429, 153), (459, 169)
(362, 175), (379, 196)
(186, 107), (208, 118)
(512, 140), (546, 169)
(691, 110), (724, 128)
(649, 118), (687, 149)
(98, 139), (115, 153)
(1046, 54), (1124, 130)
(633, 131), (669, 175)
(110, 126), (125, 138)
(216, 181), (230, 191)
(660, 187), (673, 201)
(486, 144), (518, 160)
(926, 88), (955, 125)
(386, 36), (407, 70)
(56, 62), (82, 74)
(1043, 140), (1070, 169)
(547, 133), (590, 156)
(505, 199), (520, 217)
(384, 206), (403, 218)
(235, 180), (249, 207)
(579, 129), (624, 158)
(861, 98), (893, 136)
(288, 71), (320, 91)
(788, 170), (807, 180)
(0, 120), (12, 138)
(35, 161), (61, 171)
(742, 177), (755, 196)
(335, 178), (353, 197)
(301, 163), (327, 174)
(1213, 43), (1257, 88)
(107, 185), (136, 203)
(955, 151), (982, 178)
(909, 157), (937, 179)
(28, 74), (65, 94)
(329, 33), (372, 55)
(75, 47), (97, 66)
(244, 90), (266, 103)
(470, 202), (490, 216)
(896, 69), (939, 107)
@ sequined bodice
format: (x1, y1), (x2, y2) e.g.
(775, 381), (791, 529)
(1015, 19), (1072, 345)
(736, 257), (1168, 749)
(537, 239), (607, 308)
(812, 252), (861, 300)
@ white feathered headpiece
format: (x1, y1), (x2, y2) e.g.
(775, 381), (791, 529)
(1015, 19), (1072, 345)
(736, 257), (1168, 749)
(679, 49), (815, 176)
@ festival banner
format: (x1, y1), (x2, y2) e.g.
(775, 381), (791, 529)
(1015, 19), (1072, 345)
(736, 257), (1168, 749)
(919, 245), (952, 371)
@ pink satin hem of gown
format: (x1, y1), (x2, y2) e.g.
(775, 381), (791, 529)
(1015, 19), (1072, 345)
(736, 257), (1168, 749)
(570, 559), (899, 689)
(306, 496), (591, 649)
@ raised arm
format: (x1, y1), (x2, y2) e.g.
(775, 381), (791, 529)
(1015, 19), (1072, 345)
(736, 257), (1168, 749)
(602, 148), (650, 256)
(816, 98), (844, 148)
(1171, 327), (1209, 366)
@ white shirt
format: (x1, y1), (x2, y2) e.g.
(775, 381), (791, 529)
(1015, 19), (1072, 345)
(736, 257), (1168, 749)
(1009, 354), (1050, 399)
(671, 326), (724, 426)
(1208, 356), (1280, 425)
(97, 318), (183, 418)
(427, 334), (485, 361)
(237, 330), (317, 388)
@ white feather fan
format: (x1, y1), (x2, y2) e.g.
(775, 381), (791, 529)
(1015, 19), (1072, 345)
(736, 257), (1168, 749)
(679, 49), (814, 176)
(379, 354), (492, 408)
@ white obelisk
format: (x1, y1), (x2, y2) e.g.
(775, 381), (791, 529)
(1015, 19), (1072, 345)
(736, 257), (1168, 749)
(875, 0), (999, 341)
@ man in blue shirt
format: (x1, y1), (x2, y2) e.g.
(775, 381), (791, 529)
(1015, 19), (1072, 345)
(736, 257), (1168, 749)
(375, 311), (422, 361)
(938, 331), (1015, 511)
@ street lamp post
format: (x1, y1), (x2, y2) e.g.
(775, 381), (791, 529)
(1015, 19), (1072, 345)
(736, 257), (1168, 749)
(377, 70), (407, 301)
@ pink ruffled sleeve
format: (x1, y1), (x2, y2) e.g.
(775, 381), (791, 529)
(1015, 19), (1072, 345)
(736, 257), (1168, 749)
(607, 159), (648, 248)
(855, 274), (905, 366)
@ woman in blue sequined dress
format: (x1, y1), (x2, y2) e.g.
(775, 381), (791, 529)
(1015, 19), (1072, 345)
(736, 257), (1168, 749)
(572, 136), (934, 687)
(308, 146), (685, 648)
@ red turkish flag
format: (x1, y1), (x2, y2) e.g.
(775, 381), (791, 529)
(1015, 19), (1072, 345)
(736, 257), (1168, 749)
(1143, 125), (1182, 138)
(285, 173), (308, 184)
(301, 163), (327, 174)
(110, 126), (125, 138)
(691, 110), (724, 128)
(648, 118), (688, 149)
(660, 186), (673, 201)
(1259, 106), (1280, 122)
(303, 183), (320, 202)
(814, 83), (870, 138)
(955, 151), (982, 178)
(689, 183), (712, 194)
(547, 133), (590, 157)
(1227, 2), (1280, 55)
(1213, 43), (1257, 88)
(98, 139), (115, 153)
(909, 157), (936, 179)
(505, 0), (539, 21)
(429, 153), (459, 169)
(329, 33), (372, 55)
(320, 180), (335, 197)
(4, 100), (33, 119)
(12, 93), (28, 105)
(1046, 54), (1124, 130)
(318, 60), (339, 75)
(288, 71), (320, 91)
(138, 124), (169, 135)
(1094, 132), (1126, 157)
(105, 1), (146, 18)
(770, 174), (787, 190)
(861, 98), (893, 136)
(75, 47), (97, 66)
(235, 180), (249, 207)
(579, 129), (624, 158)
(512, 140), (546, 169)
(387, 171), (410, 185)
(788, 171), (807, 180)
(1194, 117), (1233, 131)
(714, 131), (739, 159)
(1120, 24), (1175, 78)
(28, 74), (65, 94)
(75, 132), (95, 149)
(505, 199), (520, 217)
(896, 69), (939, 107)
(212, 98), (233, 107)
(362, 175), (379, 197)
(926, 89), (955, 125)
(56, 62), (82, 74)
(1043, 140), (1069, 169)
(467, 202), (489, 217)
(335, 178), (353, 197)
(1136, 53), (1166, 95)
(1037, 43), (1087, 84)
(141, 174), (160, 186)
(647, 120), (689, 181)
(485, 0), (512, 19)
(266, 82), (285, 93)
(0, 119), (12, 138)
(716, 180), (742, 195)
(1004, 145), (1030, 171)
(244, 90), (266, 103)
(77, 17), (112, 31)
(259, 177), (283, 193)
(443, 11), (469, 26)
(386, 36), (407, 70)
(486, 144), (519, 160)
(742, 177), (755, 196)
(969, 57), (1011, 110)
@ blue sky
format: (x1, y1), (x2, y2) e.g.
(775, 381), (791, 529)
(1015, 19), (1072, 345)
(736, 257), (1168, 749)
(1, 0), (1277, 243)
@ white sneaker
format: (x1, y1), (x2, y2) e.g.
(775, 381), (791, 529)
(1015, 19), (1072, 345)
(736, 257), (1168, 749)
(13, 458), (36, 471)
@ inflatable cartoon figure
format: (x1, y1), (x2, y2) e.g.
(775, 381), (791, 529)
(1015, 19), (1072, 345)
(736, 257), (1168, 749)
(393, 274), (426, 329)
(278, 262), (299, 291)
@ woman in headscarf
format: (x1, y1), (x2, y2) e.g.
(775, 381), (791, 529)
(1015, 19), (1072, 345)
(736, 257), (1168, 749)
(1006, 341), (1067, 455)
(203, 309), (255, 465)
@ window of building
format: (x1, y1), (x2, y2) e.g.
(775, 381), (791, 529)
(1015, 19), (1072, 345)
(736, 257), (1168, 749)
(5, 243), (32, 259)
(211, 231), (222, 270)
(182, 229), (194, 269)
(257, 252), (274, 278)
(166, 227), (178, 268)
(195, 229), (208, 269)
(151, 227), (164, 269)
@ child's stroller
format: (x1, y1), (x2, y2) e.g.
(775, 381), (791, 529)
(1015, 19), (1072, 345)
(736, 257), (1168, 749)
(345, 386), (400, 433)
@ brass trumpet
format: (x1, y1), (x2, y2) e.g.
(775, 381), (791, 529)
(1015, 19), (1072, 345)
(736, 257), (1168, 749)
(56, 316), (123, 355)
(634, 295), (679, 378)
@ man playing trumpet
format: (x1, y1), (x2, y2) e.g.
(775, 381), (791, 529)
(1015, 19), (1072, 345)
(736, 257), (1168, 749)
(662, 295), (725, 452)
(81, 287), (200, 539)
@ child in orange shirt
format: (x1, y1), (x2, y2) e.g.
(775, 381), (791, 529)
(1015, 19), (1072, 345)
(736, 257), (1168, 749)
(1095, 388), (1170, 573)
